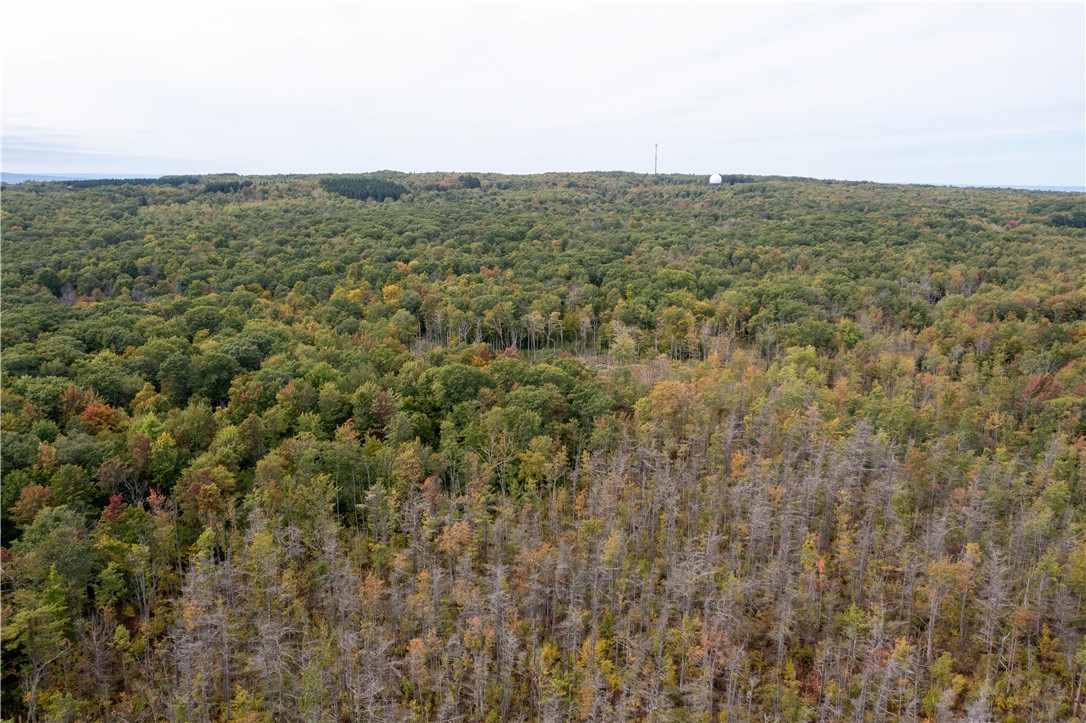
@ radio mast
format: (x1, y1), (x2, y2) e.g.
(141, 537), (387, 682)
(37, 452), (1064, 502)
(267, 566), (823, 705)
(654, 144), (658, 174)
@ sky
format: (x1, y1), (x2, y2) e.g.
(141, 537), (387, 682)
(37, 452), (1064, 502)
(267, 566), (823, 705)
(3, 1), (1084, 186)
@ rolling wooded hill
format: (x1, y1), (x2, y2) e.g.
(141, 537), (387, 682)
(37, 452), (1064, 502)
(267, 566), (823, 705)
(2, 171), (1085, 721)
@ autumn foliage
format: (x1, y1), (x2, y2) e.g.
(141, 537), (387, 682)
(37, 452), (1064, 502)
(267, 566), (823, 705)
(1, 172), (1084, 720)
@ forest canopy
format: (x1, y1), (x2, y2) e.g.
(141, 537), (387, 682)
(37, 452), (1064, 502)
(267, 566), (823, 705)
(1, 171), (1085, 721)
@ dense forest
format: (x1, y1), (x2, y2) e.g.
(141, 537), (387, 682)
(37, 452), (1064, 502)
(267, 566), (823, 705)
(1, 171), (1085, 721)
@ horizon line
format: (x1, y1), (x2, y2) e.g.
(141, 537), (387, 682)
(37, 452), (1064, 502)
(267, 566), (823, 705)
(2, 170), (1084, 192)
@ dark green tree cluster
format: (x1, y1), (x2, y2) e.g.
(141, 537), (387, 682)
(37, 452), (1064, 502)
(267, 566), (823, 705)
(1050, 210), (1086, 228)
(204, 180), (253, 194)
(319, 175), (409, 202)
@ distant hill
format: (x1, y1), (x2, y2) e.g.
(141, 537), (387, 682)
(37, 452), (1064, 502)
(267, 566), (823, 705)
(959, 183), (1086, 193)
(1, 172), (158, 184)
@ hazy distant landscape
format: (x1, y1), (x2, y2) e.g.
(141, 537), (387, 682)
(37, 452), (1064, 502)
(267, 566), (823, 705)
(4, 172), (1084, 194)
(1, 173), (158, 184)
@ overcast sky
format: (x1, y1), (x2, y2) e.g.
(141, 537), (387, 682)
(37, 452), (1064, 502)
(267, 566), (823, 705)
(3, 1), (1084, 185)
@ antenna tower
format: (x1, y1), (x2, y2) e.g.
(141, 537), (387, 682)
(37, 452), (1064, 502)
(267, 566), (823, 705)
(654, 144), (658, 174)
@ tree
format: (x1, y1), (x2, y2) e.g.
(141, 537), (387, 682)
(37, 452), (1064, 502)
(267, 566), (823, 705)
(73, 352), (143, 407)
(191, 352), (241, 403)
(3, 567), (73, 722)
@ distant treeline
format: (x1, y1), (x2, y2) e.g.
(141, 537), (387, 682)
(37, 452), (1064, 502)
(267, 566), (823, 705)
(415, 175), (484, 192)
(319, 176), (409, 201)
(204, 180), (253, 194)
(59, 176), (254, 195)
(637, 174), (757, 186)
(715, 174), (756, 185)
(64, 175), (202, 189)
